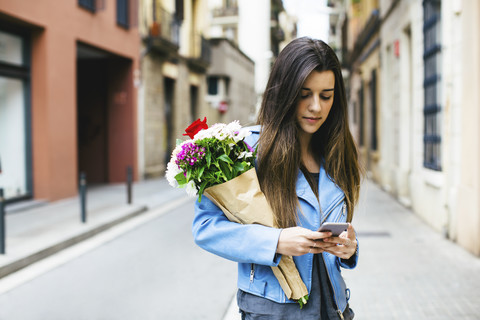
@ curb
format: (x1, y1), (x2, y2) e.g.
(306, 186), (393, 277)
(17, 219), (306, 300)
(0, 205), (147, 279)
(223, 293), (240, 320)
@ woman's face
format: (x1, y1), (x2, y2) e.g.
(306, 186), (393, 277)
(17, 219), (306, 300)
(296, 70), (335, 138)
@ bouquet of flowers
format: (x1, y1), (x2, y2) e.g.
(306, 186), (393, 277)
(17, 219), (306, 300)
(166, 118), (309, 307)
(166, 117), (256, 199)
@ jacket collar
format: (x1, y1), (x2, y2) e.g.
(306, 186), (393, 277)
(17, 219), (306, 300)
(296, 166), (345, 217)
(246, 126), (344, 216)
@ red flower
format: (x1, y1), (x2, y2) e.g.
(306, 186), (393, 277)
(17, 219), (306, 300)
(183, 117), (208, 139)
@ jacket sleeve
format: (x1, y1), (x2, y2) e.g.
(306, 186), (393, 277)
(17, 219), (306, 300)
(192, 195), (282, 267)
(339, 237), (359, 269)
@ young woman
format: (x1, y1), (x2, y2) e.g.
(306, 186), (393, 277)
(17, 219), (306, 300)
(193, 37), (362, 319)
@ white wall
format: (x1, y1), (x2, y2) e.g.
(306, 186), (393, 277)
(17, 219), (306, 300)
(377, 0), (466, 237)
(238, 0), (271, 99)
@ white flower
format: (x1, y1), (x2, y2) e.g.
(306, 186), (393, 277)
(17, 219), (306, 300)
(237, 151), (253, 159)
(234, 128), (251, 143)
(193, 129), (210, 141)
(166, 161), (182, 187)
(185, 180), (198, 197)
(226, 120), (241, 132)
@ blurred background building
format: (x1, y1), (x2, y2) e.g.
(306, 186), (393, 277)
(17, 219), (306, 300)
(208, 0), (296, 112)
(138, 0), (211, 178)
(2, 0), (479, 258)
(0, 0), (140, 202)
(0, 0), (294, 201)
(335, 0), (480, 257)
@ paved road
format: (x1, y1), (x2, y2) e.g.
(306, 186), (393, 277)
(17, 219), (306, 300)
(342, 181), (480, 320)
(2, 180), (480, 320)
(0, 199), (237, 320)
(224, 181), (480, 320)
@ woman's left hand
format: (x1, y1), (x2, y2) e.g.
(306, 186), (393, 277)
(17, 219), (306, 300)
(319, 223), (357, 259)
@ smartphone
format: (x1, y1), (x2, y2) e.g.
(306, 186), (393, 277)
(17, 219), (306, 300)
(317, 222), (349, 237)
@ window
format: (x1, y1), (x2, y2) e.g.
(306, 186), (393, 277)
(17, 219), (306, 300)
(370, 69), (378, 151)
(423, 0), (442, 170)
(175, 0), (184, 21)
(0, 30), (32, 201)
(208, 76), (219, 95)
(79, 0), (96, 12)
(117, 0), (129, 29)
(358, 82), (364, 147)
(190, 85), (198, 120)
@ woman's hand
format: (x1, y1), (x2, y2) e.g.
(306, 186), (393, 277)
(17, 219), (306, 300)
(320, 223), (357, 259)
(276, 227), (333, 256)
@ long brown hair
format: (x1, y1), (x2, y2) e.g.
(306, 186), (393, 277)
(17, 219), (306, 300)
(257, 37), (361, 228)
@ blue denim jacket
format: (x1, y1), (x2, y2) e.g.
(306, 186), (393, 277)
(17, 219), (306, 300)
(192, 126), (358, 313)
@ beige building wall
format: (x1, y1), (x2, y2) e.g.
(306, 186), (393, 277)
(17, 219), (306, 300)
(457, 0), (480, 256)
(346, 1), (381, 180)
(371, 0), (479, 255)
(139, 0), (210, 178)
(378, 0), (463, 235)
(206, 38), (256, 126)
(378, 0), (419, 206)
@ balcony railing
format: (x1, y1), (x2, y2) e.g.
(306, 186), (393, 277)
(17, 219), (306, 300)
(142, 0), (181, 52)
(212, 6), (238, 18)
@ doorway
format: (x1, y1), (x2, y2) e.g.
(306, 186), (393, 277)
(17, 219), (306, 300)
(77, 45), (109, 184)
(164, 78), (175, 166)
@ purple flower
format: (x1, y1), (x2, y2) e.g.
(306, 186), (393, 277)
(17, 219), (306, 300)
(244, 141), (254, 153)
(175, 142), (206, 168)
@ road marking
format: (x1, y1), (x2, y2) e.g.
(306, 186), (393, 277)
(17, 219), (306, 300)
(223, 293), (241, 320)
(0, 196), (192, 295)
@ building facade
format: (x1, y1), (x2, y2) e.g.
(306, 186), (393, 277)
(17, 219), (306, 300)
(206, 38), (256, 125)
(343, 0), (381, 181)
(342, 0), (480, 256)
(138, 0), (211, 178)
(0, 0), (140, 202)
(208, 0), (295, 108)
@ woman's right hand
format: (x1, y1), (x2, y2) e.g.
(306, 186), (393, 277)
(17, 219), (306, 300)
(276, 227), (333, 256)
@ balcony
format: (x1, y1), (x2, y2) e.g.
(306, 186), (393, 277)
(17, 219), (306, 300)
(211, 5), (239, 26)
(212, 6), (238, 18)
(142, 1), (181, 56)
(186, 34), (211, 73)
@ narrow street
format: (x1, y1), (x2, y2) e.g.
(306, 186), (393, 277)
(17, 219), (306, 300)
(225, 180), (480, 320)
(342, 181), (480, 320)
(1, 180), (480, 320)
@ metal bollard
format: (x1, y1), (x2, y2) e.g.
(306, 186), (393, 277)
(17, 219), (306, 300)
(0, 188), (5, 254)
(79, 172), (87, 223)
(126, 166), (132, 204)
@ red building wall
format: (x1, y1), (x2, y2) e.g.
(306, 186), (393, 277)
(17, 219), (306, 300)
(0, 0), (140, 201)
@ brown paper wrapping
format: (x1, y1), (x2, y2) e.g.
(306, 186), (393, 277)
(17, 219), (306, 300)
(204, 168), (308, 301)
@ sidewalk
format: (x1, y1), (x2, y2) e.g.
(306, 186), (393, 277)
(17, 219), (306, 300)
(0, 178), (185, 279)
(223, 180), (480, 320)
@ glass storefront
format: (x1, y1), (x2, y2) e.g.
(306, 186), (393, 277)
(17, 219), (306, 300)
(0, 30), (31, 201)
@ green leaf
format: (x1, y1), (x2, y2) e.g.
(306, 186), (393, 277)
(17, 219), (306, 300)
(206, 152), (211, 167)
(197, 166), (205, 180)
(233, 161), (246, 173)
(298, 295), (309, 309)
(219, 161), (232, 181)
(198, 180), (208, 197)
(217, 154), (233, 164)
(175, 172), (187, 185)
